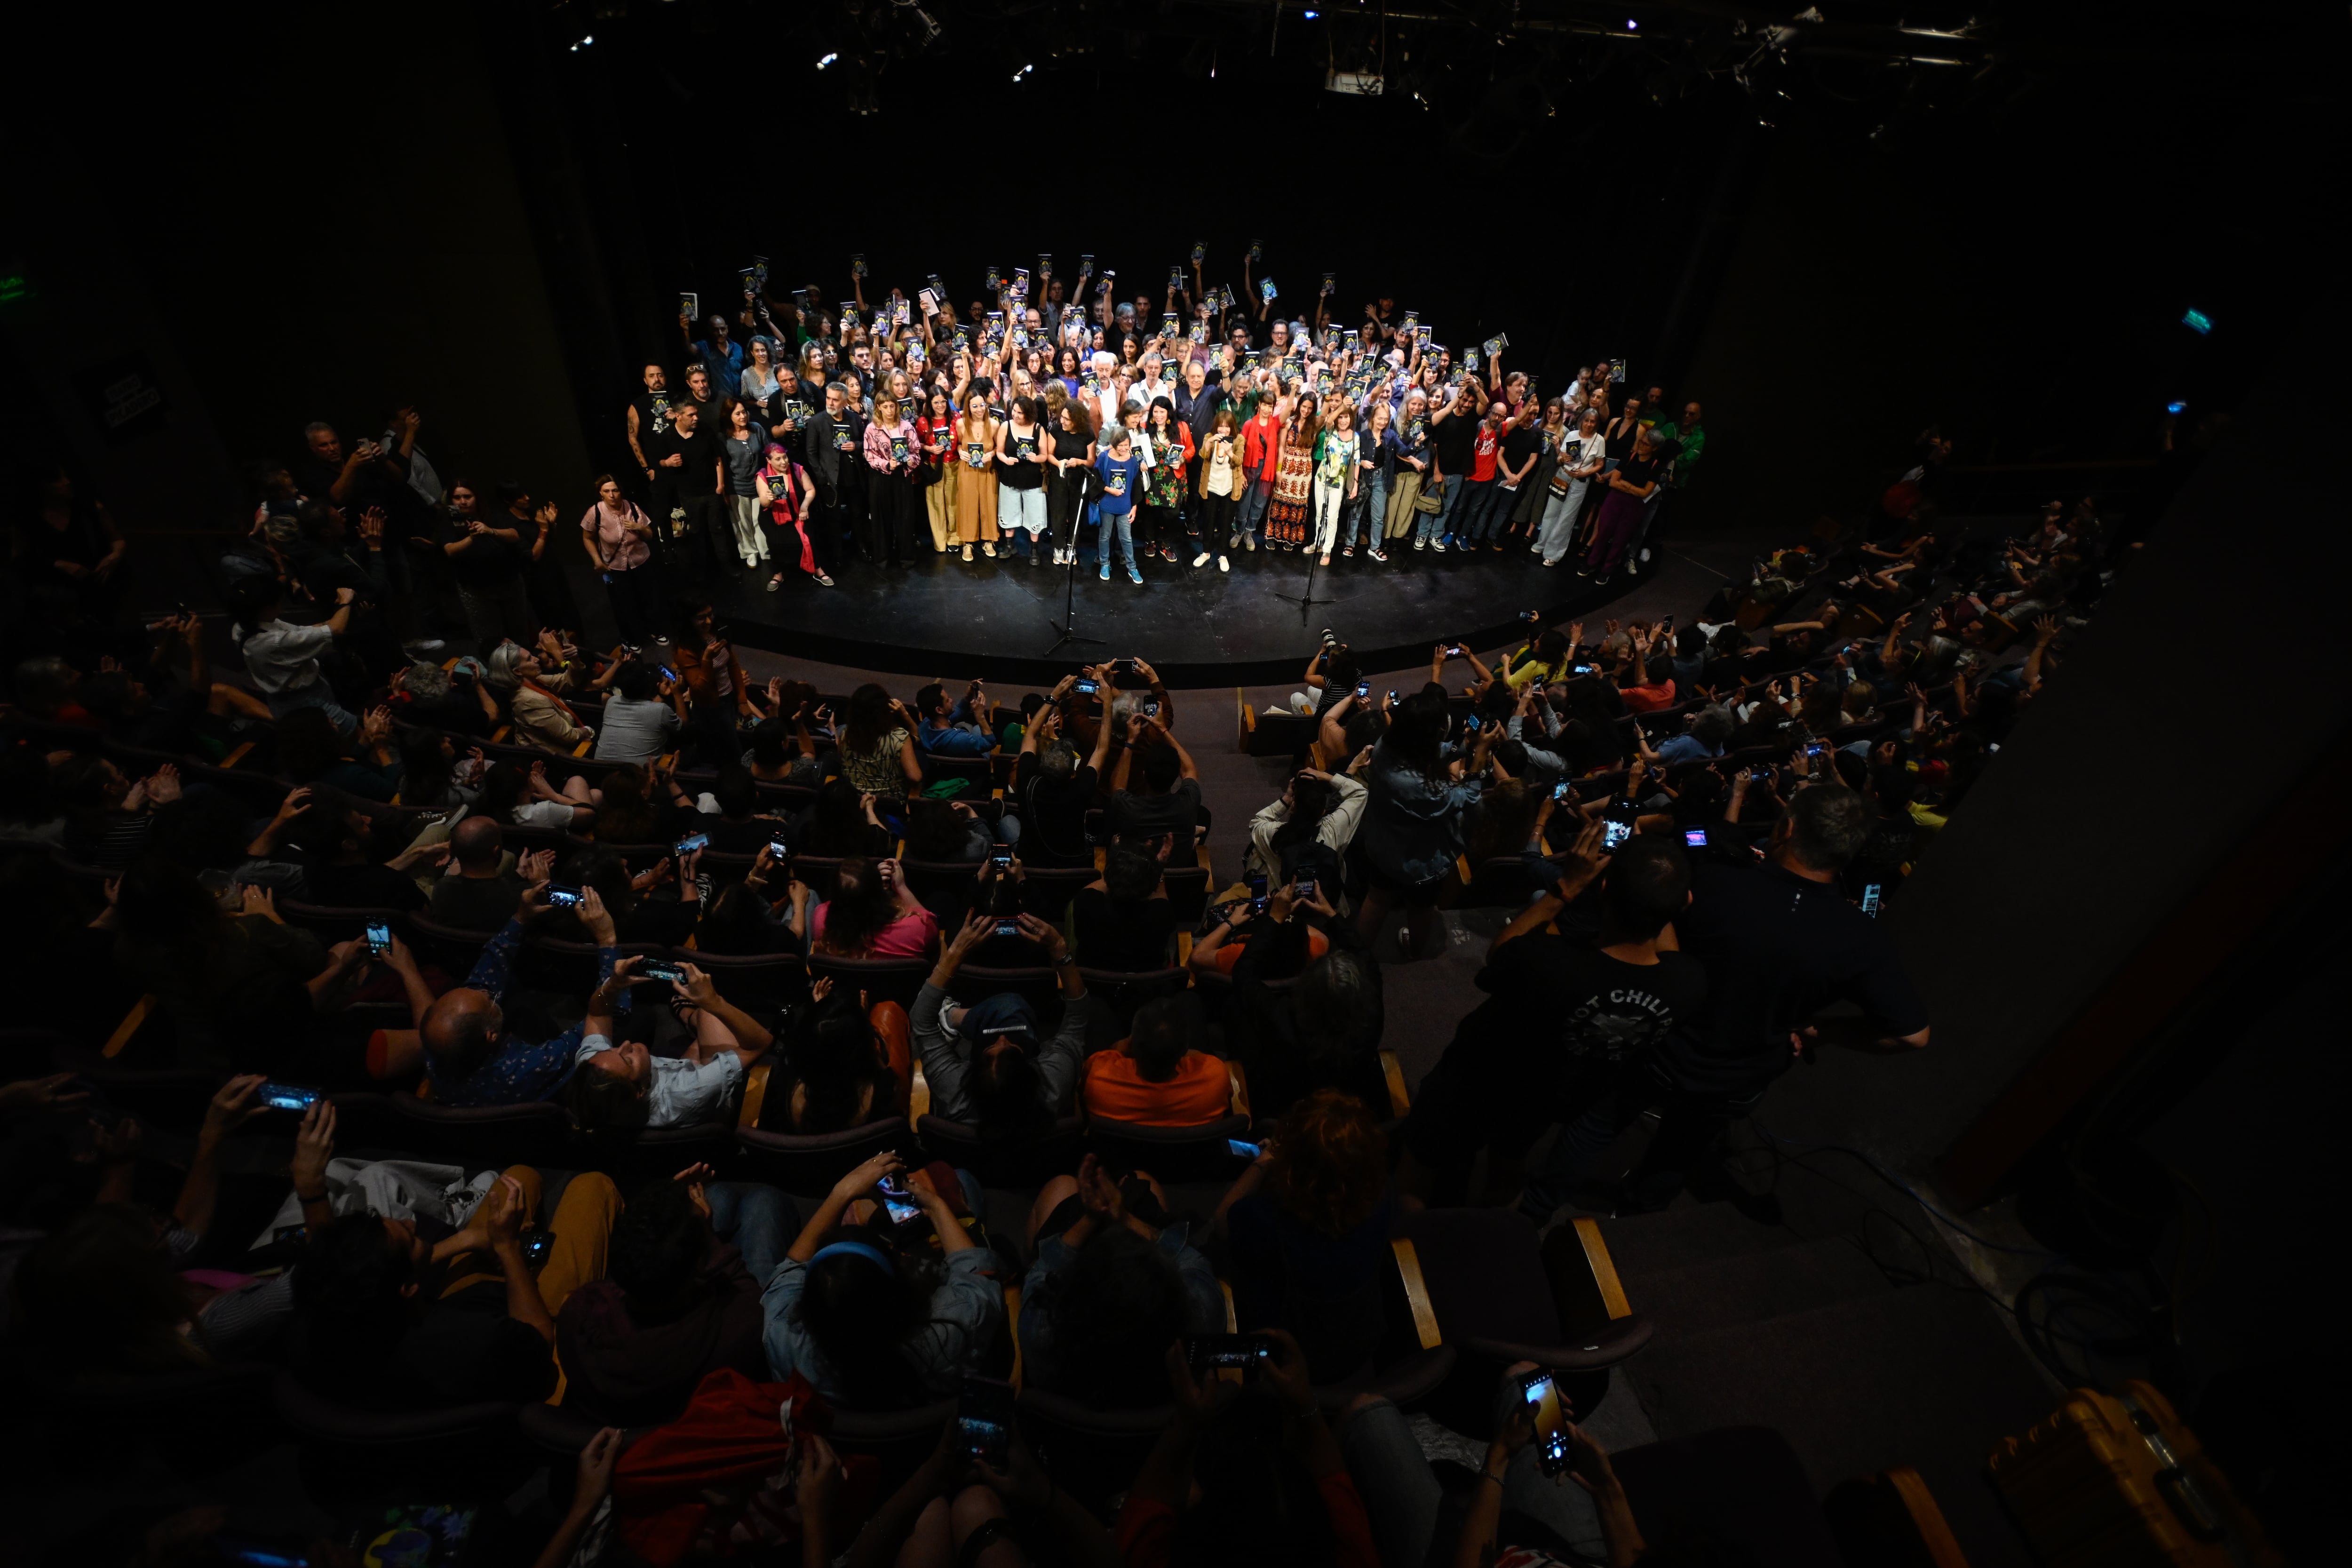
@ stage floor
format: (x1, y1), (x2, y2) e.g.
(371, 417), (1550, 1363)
(713, 536), (1646, 686)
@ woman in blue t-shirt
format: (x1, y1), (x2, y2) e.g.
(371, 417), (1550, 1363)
(1094, 430), (1145, 585)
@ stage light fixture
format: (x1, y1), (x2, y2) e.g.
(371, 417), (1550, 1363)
(2166, 400), (2187, 414)
(817, 51), (839, 69)
(570, 34), (593, 50)
(1012, 62), (1033, 80)
(2182, 308), (2212, 334)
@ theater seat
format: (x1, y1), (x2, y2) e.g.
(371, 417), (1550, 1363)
(273, 1369), (529, 1503)
(1010, 866), (1095, 923)
(832, 1398), (960, 1489)
(1088, 1113), (1256, 1183)
(917, 1114), (1086, 1189)
(734, 1115), (908, 1193)
(678, 947), (809, 1013)
(804, 953), (930, 1011)
(1390, 1208), (1652, 1437)
(1079, 966), (1191, 1035)
(383, 1093), (577, 1169)
(1017, 1386), (1176, 1511)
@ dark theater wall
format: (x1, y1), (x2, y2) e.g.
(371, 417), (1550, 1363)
(3, 2), (595, 512)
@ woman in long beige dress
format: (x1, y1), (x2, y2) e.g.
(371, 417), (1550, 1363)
(953, 392), (1001, 560)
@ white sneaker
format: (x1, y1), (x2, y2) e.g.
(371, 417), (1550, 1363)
(1191, 551), (1210, 567)
(1218, 556), (1230, 573)
(1413, 538), (1426, 552)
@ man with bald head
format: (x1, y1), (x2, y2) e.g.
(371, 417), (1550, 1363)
(413, 882), (631, 1107)
(425, 820), (548, 929)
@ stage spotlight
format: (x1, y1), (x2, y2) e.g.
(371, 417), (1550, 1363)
(569, 35), (593, 50)
(1303, 8), (1319, 16)
(817, 51), (838, 69)
(2182, 308), (2212, 335)
(2166, 400), (2187, 414)
(1012, 62), (1033, 81)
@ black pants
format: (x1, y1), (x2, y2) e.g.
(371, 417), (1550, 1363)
(833, 470), (869, 561)
(601, 563), (666, 646)
(1139, 502), (1180, 556)
(869, 475), (920, 565)
(1619, 1079), (1769, 1212)
(1197, 490), (1237, 548)
(1047, 475), (1085, 547)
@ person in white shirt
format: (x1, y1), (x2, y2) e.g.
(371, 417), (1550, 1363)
(228, 574), (359, 733)
(566, 959), (775, 1129)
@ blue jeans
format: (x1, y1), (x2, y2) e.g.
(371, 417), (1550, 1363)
(1451, 478), (1501, 544)
(1099, 509), (1138, 572)
(705, 1182), (797, 1283)
(1347, 473), (1387, 549)
(1235, 477), (1274, 541)
(1417, 475), (1459, 544)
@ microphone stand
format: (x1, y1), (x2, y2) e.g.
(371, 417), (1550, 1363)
(1268, 524), (1339, 620)
(1041, 482), (1104, 659)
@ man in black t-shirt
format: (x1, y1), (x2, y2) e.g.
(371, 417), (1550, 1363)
(627, 362), (676, 495)
(647, 401), (723, 565)
(1404, 833), (1703, 1209)
(1625, 783), (1929, 1210)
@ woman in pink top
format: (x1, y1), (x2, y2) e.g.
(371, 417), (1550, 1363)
(577, 475), (664, 646)
(795, 855), (940, 960)
(860, 392), (922, 569)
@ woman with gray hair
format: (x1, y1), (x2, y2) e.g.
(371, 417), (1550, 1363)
(486, 635), (596, 754)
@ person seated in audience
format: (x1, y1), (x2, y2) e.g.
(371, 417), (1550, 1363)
(762, 976), (911, 1132)
(277, 702), (403, 802)
(1078, 995), (1226, 1128)
(1227, 947), (1388, 1124)
(291, 1163), (619, 1411)
(472, 757), (596, 832)
(743, 711), (816, 786)
(113, 857), (372, 1073)
(694, 854), (800, 955)
(426, 818), (544, 928)
(563, 842), (701, 945)
(1340, 1361), (1644, 1568)
(1215, 1090), (1399, 1379)
(393, 883), (628, 1102)
(1354, 688), (1486, 961)
(915, 912), (1097, 1136)
(905, 795), (998, 863)
(488, 634), (596, 754)
(81, 611), (272, 758)
(8, 1075), (328, 1374)
(1245, 762), (1366, 901)
(841, 1416), (1113, 1568)
(585, 760), (688, 843)
(794, 854), (939, 958)
(1072, 844), (1177, 972)
(280, 799), (445, 911)
(796, 777), (897, 858)
(701, 763), (790, 852)
(556, 1164), (797, 1428)
(592, 659), (684, 765)
(51, 752), (180, 868)
(911, 678), (995, 756)
(1018, 1154), (1222, 1407)
(837, 682), (922, 801)
(1189, 879), (1340, 981)
(0, 749), (65, 847)
(1119, 1328), (1377, 1568)
(391, 658), (499, 738)
(1008, 689), (1113, 868)
(395, 727), (475, 811)
(760, 1151), (1001, 1409)
(1405, 827), (1702, 1213)
(1654, 702), (1734, 766)
(1106, 711), (1205, 865)
(566, 958), (774, 1130)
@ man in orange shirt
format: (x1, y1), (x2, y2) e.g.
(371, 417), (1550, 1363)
(1232, 393), (1285, 553)
(1081, 995), (1233, 1126)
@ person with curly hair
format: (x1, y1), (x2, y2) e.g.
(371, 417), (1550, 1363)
(1214, 1089), (1398, 1378)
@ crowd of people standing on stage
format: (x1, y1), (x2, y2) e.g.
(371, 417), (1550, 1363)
(624, 252), (1705, 595)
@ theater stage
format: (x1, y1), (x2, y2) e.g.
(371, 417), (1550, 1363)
(708, 537), (1646, 687)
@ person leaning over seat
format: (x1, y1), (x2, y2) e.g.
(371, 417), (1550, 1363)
(914, 910), (1098, 1133)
